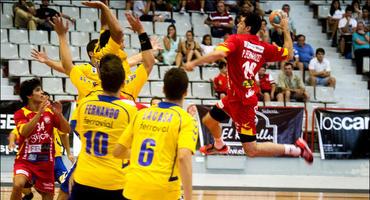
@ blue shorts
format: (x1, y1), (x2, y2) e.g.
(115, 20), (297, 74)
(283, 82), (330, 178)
(60, 162), (76, 193)
(316, 77), (329, 86)
(54, 156), (68, 183)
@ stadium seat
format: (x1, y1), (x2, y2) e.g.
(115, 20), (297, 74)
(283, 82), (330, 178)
(31, 61), (52, 77)
(0, 14), (13, 28)
(124, 34), (130, 48)
(0, 86), (18, 100)
(184, 99), (202, 107)
(0, 43), (18, 59)
(29, 30), (49, 45)
(150, 81), (165, 97)
(138, 82), (151, 97)
(202, 67), (219, 81)
(148, 65), (160, 80)
(80, 48), (90, 61)
(50, 31), (65, 46)
(265, 101), (285, 107)
(1, 29), (8, 43)
(52, 69), (68, 78)
(175, 22), (192, 36)
(9, 60), (31, 76)
(110, 1), (126, 9)
(70, 46), (80, 60)
(20, 76), (35, 83)
(286, 102), (305, 107)
(191, 13), (208, 27)
(80, 8), (99, 20)
(130, 35), (140, 49)
(65, 78), (78, 95)
(54, 95), (75, 101)
(19, 44), (38, 59)
(305, 86), (314, 101)
(71, 0), (84, 7)
(173, 12), (190, 26)
(9, 29), (28, 44)
(71, 31), (90, 46)
(154, 22), (172, 36)
(186, 67), (201, 81)
(44, 45), (60, 60)
(193, 24), (211, 37)
(62, 6), (80, 19)
(135, 16), (155, 33)
(192, 82), (213, 98)
(159, 65), (174, 79)
(2, 3), (14, 16)
(42, 77), (64, 94)
(315, 86), (336, 103)
(202, 99), (218, 105)
(91, 32), (100, 40)
(55, 0), (72, 5)
(76, 18), (95, 32)
(125, 48), (137, 57)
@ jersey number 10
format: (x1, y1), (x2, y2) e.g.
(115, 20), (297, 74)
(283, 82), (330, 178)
(84, 131), (108, 156)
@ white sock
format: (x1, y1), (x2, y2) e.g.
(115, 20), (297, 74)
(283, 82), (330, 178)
(214, 137), (225, 149)
(284, 144), (301, 157)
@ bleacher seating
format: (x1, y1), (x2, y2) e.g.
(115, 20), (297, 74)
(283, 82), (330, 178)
(29, 30), (49, 45)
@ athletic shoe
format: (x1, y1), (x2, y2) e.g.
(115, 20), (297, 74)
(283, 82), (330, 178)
(199, 144), (229, 155)
(295, 138), (313, 164)
(22, 192), (34, 200)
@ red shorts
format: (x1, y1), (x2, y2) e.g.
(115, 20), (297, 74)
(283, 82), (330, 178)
(216, 95), (258, 136)
(14, 159), (55, 194)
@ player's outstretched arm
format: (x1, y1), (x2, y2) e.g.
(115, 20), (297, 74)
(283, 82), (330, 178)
(59, 132), (74, 163)
(51, 16), (74, 76)
(82, 1), (123, 45)
(274, 13), (294, 60)
(113, 144), (130, 160)
(51, 101), (71, 134)
(126, 13), (155, 75)
(31, 47), (66, 74)
(184, 50), (227, 71)
(127, 36), (162, 67)
(178, 148), (193, 200)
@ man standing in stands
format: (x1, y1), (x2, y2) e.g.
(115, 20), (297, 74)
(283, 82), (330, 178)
(185, 12), (313, 163)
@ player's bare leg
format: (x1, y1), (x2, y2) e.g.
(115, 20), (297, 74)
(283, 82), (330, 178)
(199, 112), (229, 154)
(57, 191), (69, 200)
(10, 174), (28, 200)
(38, 191), (54, 200)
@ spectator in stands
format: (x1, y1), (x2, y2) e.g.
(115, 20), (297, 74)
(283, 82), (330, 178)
(357, 7), (369, 32)
(256, 65), (276, 102)
(162, 24), (179, 65)
(258, 19), (270, 42)
(133, 0), (163, 22)
(179, 0), (205, 14)
(351, 0), (362, 20)
(224, 0), (239, 13)
(213, 61), (228, 99)
(36, 0), (75, 31)
(13, 0), (43, 30)
(204, 1), (234, 38)
(338, 6), (357, 58)
(125, 0), (133, 10)
(352, 21), (370, 74)
(308, 48), (336, 88)
(200, 34), (215, 55)
(150, 96), (163, 106)
(282, 4), (297, 37)
(328, 0), (344, 47)
(153, 0), (172, 11)
(277, 62), (309, 102)
(270, 26), (294, 47)
(280, 48), (304, 77)
(234, 1), (264, 33)
(294, 34), (314, 70)
(175, 30), (202, 67)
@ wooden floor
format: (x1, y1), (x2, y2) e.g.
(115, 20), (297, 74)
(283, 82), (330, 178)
(1, 187), (369, 200)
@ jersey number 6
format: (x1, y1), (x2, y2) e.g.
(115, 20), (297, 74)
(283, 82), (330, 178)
(138, 138), (156, 166)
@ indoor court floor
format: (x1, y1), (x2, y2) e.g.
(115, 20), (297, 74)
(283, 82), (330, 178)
(1, 187), (369, 200)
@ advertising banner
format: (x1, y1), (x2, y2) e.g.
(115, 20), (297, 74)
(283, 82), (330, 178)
(315, 109), (370, 159)
(195, 105), (304, 155)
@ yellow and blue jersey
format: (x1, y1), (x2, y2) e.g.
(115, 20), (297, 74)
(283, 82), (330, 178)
(72, 94), (137, 190)
(118, 102), (198, 200)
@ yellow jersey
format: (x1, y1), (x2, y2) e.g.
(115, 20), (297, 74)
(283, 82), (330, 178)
(72, 94), (137, 190)
(118, 102), (198, 200)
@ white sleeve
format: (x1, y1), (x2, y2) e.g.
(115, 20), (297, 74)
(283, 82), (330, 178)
(326, 60), (331, 72)
(268, 74), (275, 84)
(352, 19), (357, 28)
(338, 18), (346, 28)
(308, 58), (315, 71)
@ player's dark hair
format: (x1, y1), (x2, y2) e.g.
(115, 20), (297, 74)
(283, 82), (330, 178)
(99, 54), (125, 93)
(20, 78), (41, 105)
(99, 30), (111, 49)
(86, 39), (98, 59)
(163, 68), (189, 100)
(242, 12), (262, 35)
(316, 48), (325, 55)
(150, 96), (163, 105)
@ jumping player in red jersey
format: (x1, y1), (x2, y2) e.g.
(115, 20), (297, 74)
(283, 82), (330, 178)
(11, 78), (71, 200)
(184, 12), (313, 163)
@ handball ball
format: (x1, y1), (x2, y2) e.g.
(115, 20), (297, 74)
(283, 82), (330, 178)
(269, 10), (285, 25)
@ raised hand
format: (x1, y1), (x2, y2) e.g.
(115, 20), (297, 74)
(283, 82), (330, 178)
(31, 47), (48, 63)
(81, 1), (104, 9)
(50, 16), (69, 36)
(51, 101), (63, 115)
(125, 13), (144, 34)
(39, 99), (51, 114)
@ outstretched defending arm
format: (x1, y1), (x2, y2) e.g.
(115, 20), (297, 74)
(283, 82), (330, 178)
(183, 50), (227, 71)
(31, 47), (65, 74)
(51, 16), (74, 76)
(82, 1), (123, 45)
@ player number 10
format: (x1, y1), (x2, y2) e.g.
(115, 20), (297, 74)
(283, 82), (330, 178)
(84, 131), (108, 156)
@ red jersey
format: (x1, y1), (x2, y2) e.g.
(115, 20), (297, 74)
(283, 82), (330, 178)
(14, 107), (61, 162)
(255, 73), (275, 91)
(216, 34), (288, 104)
(213, 73), (228, 94)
